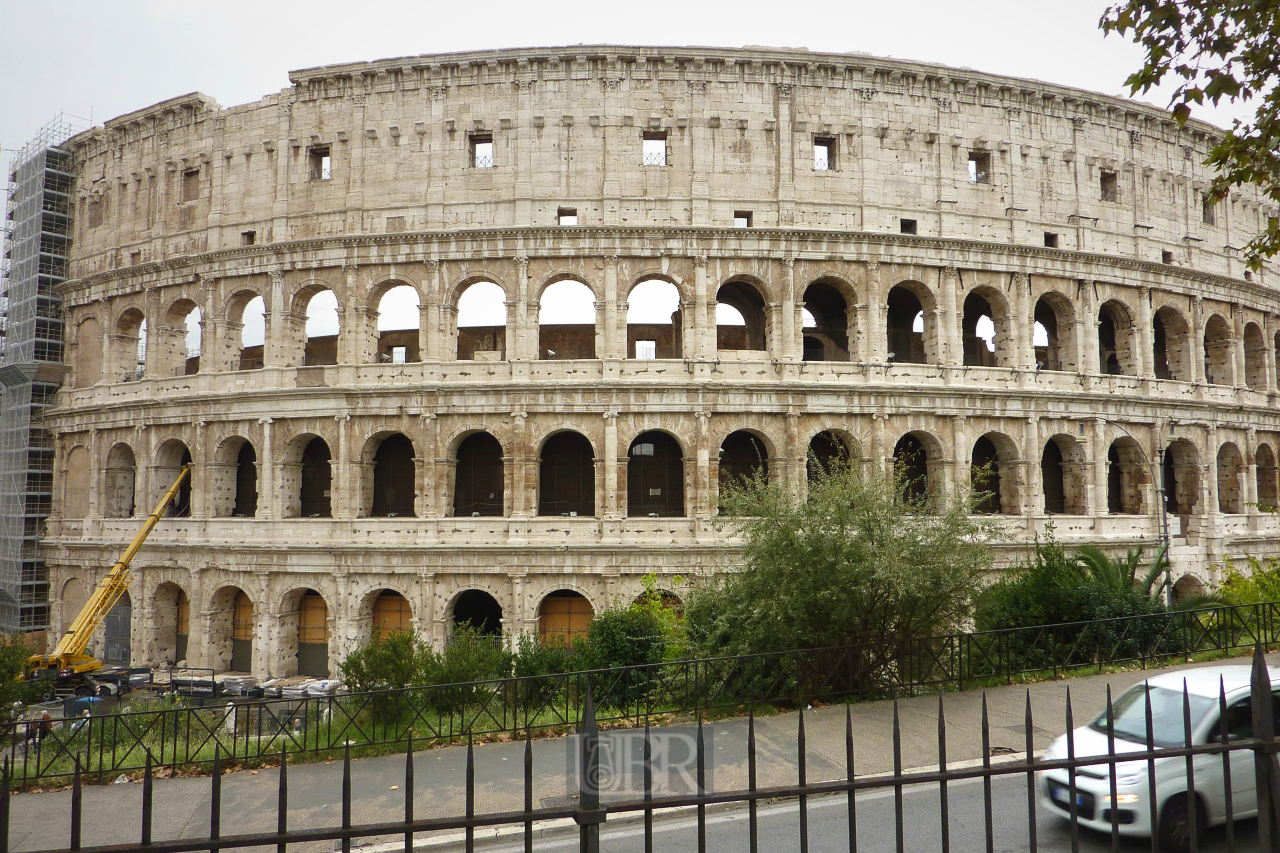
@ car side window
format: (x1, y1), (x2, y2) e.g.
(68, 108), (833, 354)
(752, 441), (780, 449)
(1209, 698), (1253, 742)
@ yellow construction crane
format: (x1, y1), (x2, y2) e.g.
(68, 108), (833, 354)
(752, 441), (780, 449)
(25, 464), (191, 687)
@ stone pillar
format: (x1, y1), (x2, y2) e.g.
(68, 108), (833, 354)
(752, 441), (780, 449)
(694, 410), (712, 516)
(1206, 423), (1220, 518)
(779, 257), (798, 361)
(333, 413), (352, 519)
(1265, 314), (1279, 394)
(1232, 305), (1246, 387)
(421, 413), (440, 517)
(1136, 286), (1154, 379)
(940, 265), (960, 366)
(1023, 416), (1041, 516)
(785, 410), (801, 502)
(603, 412), (620, 517)
(1079, 281), (1098, 377)
(952, 414), (969, 506)
(1013, 273), (1034, 370)
(512, 256), (532, 362)
(602, 256), (621, 360)
(424, 259), (443, 360)
(511, 411), (529, 517)
(257, 418), (274, 519)
(1192, 296), (1207, 384)
(693, 255), (711, 359)
(264, 269), (286, 368)
(1093, 418), (1108, 517)
(866, 261), (886, 362)
(1246, 427), (1259, 515)
(88, 428), (102, 519)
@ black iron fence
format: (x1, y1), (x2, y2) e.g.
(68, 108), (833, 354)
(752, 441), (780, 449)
(17, 645), (1280, 853)
(8, 599), (1280, 789)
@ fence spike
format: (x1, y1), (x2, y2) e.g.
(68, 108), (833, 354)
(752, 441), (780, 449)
(938, 694), (949, 853)
(70, 759), (82, 852)
(1253, 643), (1280, 853)
(466, 737), (476, 853)
(892, 701), (903, 853)
(1182, 679), (1198, 853)
(1065, 686), (1079, 853)
(210, 747), (221, 851)
(1105, 685), (1119, 853)
(643, 720), (653, 853)
(278, 745), (288, 853)
(1024, 690), (1036, 853)
(1144, 681), (1158, 853)
(1218, 677), (1235, 851)
(748, 711), (758, 853)
(797, 707), (808, 853)
(342, 741), (352, 853)
(142, 751), (153, 847)
(524, 728), (534, 853)
(981, 693), (993, 853)
(846, 706), (856, 853)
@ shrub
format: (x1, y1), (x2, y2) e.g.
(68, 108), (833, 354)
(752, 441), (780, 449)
(339, 630), (436, 693)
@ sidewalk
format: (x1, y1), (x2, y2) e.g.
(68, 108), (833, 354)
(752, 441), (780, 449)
(11, 651), (1277, 852)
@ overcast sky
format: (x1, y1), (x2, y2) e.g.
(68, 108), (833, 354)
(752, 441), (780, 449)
(0, 0), (1254, 179)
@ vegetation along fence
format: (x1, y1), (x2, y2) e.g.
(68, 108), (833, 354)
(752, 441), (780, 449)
(7, 599), (1280, 788)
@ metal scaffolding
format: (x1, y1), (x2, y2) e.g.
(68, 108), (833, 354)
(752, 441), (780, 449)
(0, 115), (81, 634)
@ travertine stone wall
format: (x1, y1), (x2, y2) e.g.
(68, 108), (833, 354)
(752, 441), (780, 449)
(40, 46), (1280, 677)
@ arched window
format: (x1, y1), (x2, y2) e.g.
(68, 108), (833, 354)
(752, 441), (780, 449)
(538, 590), (593, 643)
(64, 446), (90, 518)
(104, 443), (137, 518)
(893, 433), (931, 505)
(1097, 301), (1134, 375)
(300, 438), (332, 518)
(104, 590), (132, 666)
(370, 434), (416, 517)
(211, 438), (257, 518)
(1244, 322), (1266, 391)
(1152, 306), (1191, 381)
(114, 308), (146, 381)
(454, 432), (504, 517)
(886, 286), (928, 364)
(371, 590), (412, 639)
(453, 590), (503, 636)
(154, 583), (190, 665)
(1042, 436), (1086, 515)
(156, 440), (192, 517)
(74, 317), (102, 387)
(539, 280), (596, 360)
(238, 295), (266, 370)
(801, 281), (851, 362)
(719, 431), (768, 487)
(304, 290), (340, 366)
(807, 430), (852, 483)
(1164, 439), (1200, 517)
(1106, 438), (1147, 515)
(1257, 443), (1279, 511)
(970, 436), (1002, 514)
(627, 431), (685, 517)
(292, 589), (329, 677)
(1217, 442), (1244, 514)
(961, 291), (1000, 367)
(376, 285), (420, 364)
(539, 432), (595, 516)
(627, 279), (682, 359)
(183, 307), (202, 375)
(716, 281), (768, 353)
(1203, 314), (1233, 385)
(456, 281), (507, 360)
(1033, 295), (1074, 371)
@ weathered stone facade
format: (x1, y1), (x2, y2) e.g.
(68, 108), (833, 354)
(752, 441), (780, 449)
(42, 46), (1280, 677)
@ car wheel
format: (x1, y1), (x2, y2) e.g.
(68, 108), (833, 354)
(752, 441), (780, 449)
(74, 685), (92, 698)
(1158, 794), (1205, 853)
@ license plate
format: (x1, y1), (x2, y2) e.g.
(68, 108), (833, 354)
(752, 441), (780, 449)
(1049, 783), (1084, 807)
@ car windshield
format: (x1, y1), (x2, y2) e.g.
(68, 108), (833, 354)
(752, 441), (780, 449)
(1089, 684), (1216, 748)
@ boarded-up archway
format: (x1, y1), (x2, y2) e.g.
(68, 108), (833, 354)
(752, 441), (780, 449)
(537, 590), (593, 644)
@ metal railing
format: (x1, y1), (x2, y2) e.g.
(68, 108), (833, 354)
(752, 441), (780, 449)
(7, 600), (1280, 788)
(18, 645), (1280, 853)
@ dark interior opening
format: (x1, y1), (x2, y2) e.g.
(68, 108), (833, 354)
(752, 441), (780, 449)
(300, 438), (332, 518)
(371, 434), (416, 517)
(628, 431), (685, 517)
(716, 282), (768, 351)
(886, 286), (926, 364)
(894, 434), (929, 505)
(453, 589), (503, 636)
(801, 282), (850, 361)
(454, 432), (504, 517)
(234, 442), (257, 517)
(961, 292), (997, 367)
(807, 431), (849, 483)
(1042, 440), (1066, 514)
(970, 436), (1002, 514)
(539, 432), (595, 516)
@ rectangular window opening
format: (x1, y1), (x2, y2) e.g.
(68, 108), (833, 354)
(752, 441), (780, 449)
(129, 251), (141, 266)
(967, 151), (990, 184)
(1043, 232), (1059, 248)
(557, 207), (578, 226)
(642, 132), (668, 166)
(471, 134), (494, 168)
(813, 137), (835, 170)
(733, 211), (753, 228)
(391, 346), (407, 364)
(632, 443), (655, 457)
(1100, 169), (1119, 202)
(1245, 270), (1254, 281)
(1162, 250), (1174, 264)
(309, 146), (332, 181)
(1202, 195), (1217, 226)
(636, 340), (657, 360)
(899, 218), (918, 235)
(241, 231), (256, 246)
(181, 169), (200, 202)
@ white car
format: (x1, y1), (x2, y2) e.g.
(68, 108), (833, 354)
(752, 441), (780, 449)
(1038, 664), (1280, 852)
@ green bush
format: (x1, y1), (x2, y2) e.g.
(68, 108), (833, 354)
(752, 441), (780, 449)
(339, 630), (436, 693)
(427, 623), (511, 714)
(509, 633), (576, 709)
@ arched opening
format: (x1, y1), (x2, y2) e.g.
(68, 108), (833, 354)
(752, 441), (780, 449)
(237, 295), (266, 370)
(156, 440), (192, 517)
(369, 433), (416, 517)
(158, 299), (202, 378)
(183, 306), (202, 375)
(539, 279), (596, 360)
(961, 291), (1000, 367)
(1164, 439), (1200, 518)
(456, 281), (507, 360)
(114, 308), (146, 381)
(627, 431), (685, 517)
(1097, 300), (1134, 375)
(104, 590), (132, 666)
(807, 430), (852, 484)
(538, 590), (593, 643)
(376, 285), (421, 364)
(453, 432), (504, 517)
(64, 446), (90, 518)
(60, 578), (86, 635)
(1244, 322), (1266, 391)
(1042, 436), (1086, 515)
(453, 590), (503, 636)
(1203, 314), (1233, 385)
(104, 443), (137, 518)
(1257, 443), (1279, 511)
(627, 279), (682, 359)
(893, 433), (931, 505)
(538, 431), (595, 516)
(209, 586), (255, 673)
(234, 442), (257, 517)
(1217, 442), (1244, 514)
(299, 437), (333, 518)
(1107, 438), (1148, 515)
(801, 281), (851, 362)
(1173, 574), (1206, 603)
(718, 430), (769, 500)
(1033, 295), (1073, 371)
(886, 285), (927, 364)
(153, 583), (190, 665)
(1152, 306), (1192, 381)
(371, 590), (412, 639)
(281, 589), (330, 678)
(231, 589), (254, 671)
(74, 317), (102, 387)
(971, 434), (1020, 515)
(716, 281), (768, 353)
(303, 290), (340, 366)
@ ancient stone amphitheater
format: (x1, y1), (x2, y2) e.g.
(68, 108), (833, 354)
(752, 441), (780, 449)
(44, 45), (1280, 678)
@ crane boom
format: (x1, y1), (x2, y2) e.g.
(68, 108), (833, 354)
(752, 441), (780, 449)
(28, 464), (191, 676)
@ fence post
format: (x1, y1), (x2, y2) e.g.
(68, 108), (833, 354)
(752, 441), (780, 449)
(1252, 644), (1280, 853)
(575, 678), (604, 853)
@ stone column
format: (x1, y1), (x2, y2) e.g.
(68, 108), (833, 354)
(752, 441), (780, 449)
(952, 414), (969, 505)
(1013, 273), (1034, 370)
(1206, 423), (1220, 518)
(423, 259), (443, 360)
(1023, 416), (1041, 517)
(513, 256), (534, 362)
(1232, 305), (1246, 387)
(866, 261), (886, 362)
(421, 413), (440, 517)
(1192, 296), (1207, 384)
(1093, 418), (1108, 517)
(1079, 281), (1098, 377)
(510, 411), (529, 517)
(1246, 427), (1259, 515)
(693, 255), (711, 359)
(602, 256), (621, 360)
(333, 413), (352, 519)
(1136, 286), (1154, 379)
(263, 270), (287, 368)
(694, 410), (712, 516)
(88, 428), (102, 519)
(940, 265), (960, 366)
(257, 417), (274, 520)
(779, 257), (798, 361)
(603, 412), (620, 517)
(1265, 314), (1279, 395)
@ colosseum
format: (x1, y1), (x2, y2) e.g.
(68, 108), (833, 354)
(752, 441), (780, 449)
(20, 45), (1280, 678)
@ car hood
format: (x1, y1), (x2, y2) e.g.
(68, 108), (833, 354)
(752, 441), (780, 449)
(1044, 725), (1156, 776)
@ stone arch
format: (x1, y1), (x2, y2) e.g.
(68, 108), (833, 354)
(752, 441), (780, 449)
(453, 278), (509, 361)
(627, 430), (686, 517)
(627, 278), (683, 359)
(893, 430), (943, 505)
(807, 429), (857, 483)
(159, 297), (202, 377)
(373, 282), (422, 364)
(1164, 438), (1201, 517)
(539, 278), (597, 360)
(367, 588), (413, 640)
(1244, 322), (1267, 391)
(539, 430), (595, 516)
(103, 589), (133, 666)
(226, 289), (266, 370)
(73, 316), (103, 387)
(1256, 443), (1278, 511)
(152, 581), (191, 666)
(1107, 437), (1148, 515)
(1203, 313), (1233, 385)
(453, 431), (505, 517)
(155, 438), (193, 517)
(960, 286), (1011, 368)
(279, 587), (331, 678)
(300, 287), (340, 367)
(209, 585), (255, 672)
(112, 305), (147, 381)
(886, 281), (937, 364)
(362, 431), (417, 517)
(801, 278), (855, 362)
(718, 429), (771, 511)
(451, 589), (504, 636)
(1033, 292), (1076, 371)
(971, 432), (1021, 515)
(210, 435), (257, 518)
(60, 577), (87, 635)
(1097, 299), (1136, 376)
(104, 442), (137, 518)
(1042, 434), (1087, 515)
(1217, 441), (1245, 514)
(716, 279), (770, 354)
(282, 433), (332, 518)
(64, 445), (90, 519)
(1152, 305), (1193, 381)
(1173, 573), (1206, 603)
(537, 589), (594, 643)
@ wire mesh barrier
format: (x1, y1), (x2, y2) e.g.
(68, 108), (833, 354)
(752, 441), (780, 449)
(14, 645), (1280, 853)
(7, 600), (1280, 789)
